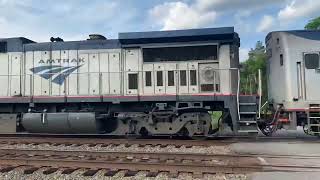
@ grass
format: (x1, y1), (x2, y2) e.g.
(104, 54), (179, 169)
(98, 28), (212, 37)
(209, 111), (223, 130)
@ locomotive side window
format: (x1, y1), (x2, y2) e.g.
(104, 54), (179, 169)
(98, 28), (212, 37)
(143, 45), (218, 62)
(157, 71), (163, 86)
(305, 53), (319, 69)
(190, 70), (197, 86)
(128, 74), (138, 89)
(145, 71), (152, 86)
(280, 54), (283, 66)
(180, 70), (187, 86)
(167, 71), (175, 86)
(0, 42), (7, 53)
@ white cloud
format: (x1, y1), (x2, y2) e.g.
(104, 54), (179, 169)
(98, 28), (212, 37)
(0, 1), (136, 42)
(149, 0), (285, 31)
(278, 0), (320, 22)
(149, 2), (217, 30)
(239, 48), (249, 62)
(257, 15), (275, 32)
(195, 0), (282, 12)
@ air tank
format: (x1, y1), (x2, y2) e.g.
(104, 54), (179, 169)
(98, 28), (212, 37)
(21, 112), (101, 133)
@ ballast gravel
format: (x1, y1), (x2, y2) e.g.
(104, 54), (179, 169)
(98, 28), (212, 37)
(0, 142), (236, 179)
(0, 166), (248, 180)
(0, 143), (232, 154)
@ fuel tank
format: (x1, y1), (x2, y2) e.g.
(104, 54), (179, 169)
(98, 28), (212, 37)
(21, 112), (101, 133)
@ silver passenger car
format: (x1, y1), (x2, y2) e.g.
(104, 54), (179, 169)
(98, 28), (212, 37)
(266, 30), (320, 135)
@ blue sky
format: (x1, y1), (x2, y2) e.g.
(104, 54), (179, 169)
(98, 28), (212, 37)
(0, 0), (318, 61)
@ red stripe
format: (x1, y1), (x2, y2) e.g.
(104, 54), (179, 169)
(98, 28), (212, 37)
(0, 93), (258, 99)
(33, 96), (64, 99)
(240, 94), (259, 96)
(102, 96), (137, 98)
(284, 108), (307, 112)
(0, 96), (29, 99)
(284, 108), (320, 112)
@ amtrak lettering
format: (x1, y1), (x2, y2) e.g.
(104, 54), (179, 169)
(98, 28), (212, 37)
(38, 58), (85, 64)
(30, 58), (85, 85)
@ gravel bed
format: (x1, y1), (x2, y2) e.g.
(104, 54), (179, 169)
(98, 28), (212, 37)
(0, 167), (247, 180)
(0, 143), (232, 154)
(0, 143), (237, 179)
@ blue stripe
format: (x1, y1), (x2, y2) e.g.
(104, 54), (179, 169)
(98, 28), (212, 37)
(30, 65), (61, 74)
(40, 66), (71, 79)
(51, 65), (81, 85)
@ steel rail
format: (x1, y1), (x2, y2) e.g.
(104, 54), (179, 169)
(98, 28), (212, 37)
(0, 149), (319, 175)
(0, 148), (319, 160)
(0, 135), (318, 149)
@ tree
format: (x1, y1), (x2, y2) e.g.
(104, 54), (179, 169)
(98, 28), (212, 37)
(305, 17), (320, 30)
(240, 41), (267, 102)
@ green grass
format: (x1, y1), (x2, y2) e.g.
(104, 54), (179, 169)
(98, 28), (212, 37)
(209, 111), (223, 130)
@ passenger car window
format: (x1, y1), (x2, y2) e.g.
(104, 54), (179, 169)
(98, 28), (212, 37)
(305, 53), (319, 69)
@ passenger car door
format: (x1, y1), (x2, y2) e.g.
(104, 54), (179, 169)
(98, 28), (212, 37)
(304, 52), (320, 100)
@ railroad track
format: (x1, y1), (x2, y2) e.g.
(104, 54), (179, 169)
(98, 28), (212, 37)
(0, 148), (319, 178)
(0, 134), (318, 149)
(0, 136), (232, 148)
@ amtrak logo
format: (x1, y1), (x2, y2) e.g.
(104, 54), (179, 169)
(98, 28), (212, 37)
(38, 58), (85, 64)
(30, 65), (82, 85)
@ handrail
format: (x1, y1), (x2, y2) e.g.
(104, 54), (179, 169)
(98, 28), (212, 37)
(260, 101), (268, 110)
(237, 69), (240, 121)
(258, 69), (262, 119)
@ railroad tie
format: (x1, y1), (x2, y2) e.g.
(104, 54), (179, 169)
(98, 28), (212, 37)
(24, 167), (39, 174)
(42, 168), (59, 175)
(82, 169), (100, 176)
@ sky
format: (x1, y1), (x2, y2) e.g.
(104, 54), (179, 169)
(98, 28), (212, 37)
(0, 0), (318, 61)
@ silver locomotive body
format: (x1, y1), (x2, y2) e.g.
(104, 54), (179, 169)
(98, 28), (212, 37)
(0, 27), (258, 137)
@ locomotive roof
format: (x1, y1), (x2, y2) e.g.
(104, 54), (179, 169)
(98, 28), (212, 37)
(24, 39), (121, 51)
(119, 27), (240, 46)
(0, 37), (35, 52)
(266, 30), (320, 42)
(1, 27), (240, 52)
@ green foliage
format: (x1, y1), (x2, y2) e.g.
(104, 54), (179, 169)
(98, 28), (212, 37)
(305, 17), (320, 30)
(210, 111), (222, 130)
(240, 41), (268, 102)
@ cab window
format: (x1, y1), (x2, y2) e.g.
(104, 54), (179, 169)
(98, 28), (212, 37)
(0, 42), (7, 53)
(305, 53), (319, 69)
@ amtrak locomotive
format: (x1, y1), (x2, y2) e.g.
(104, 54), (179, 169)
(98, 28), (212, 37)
(0, 27), (319, 137)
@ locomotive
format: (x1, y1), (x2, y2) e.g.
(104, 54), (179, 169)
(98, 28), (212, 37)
(1, 26), (318, 137)
(0, 27), (260, 137)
